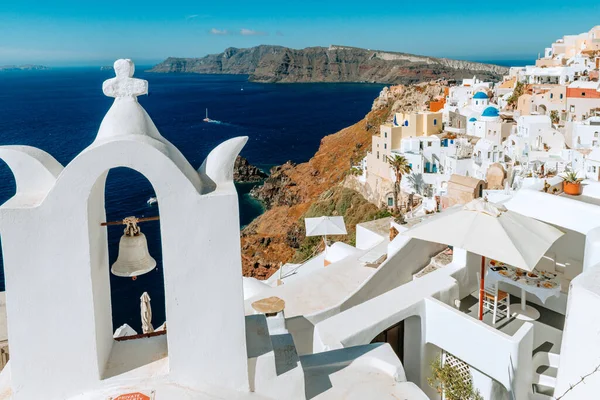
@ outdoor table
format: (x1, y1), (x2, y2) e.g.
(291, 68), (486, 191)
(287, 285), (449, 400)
(485, 260), (561, 321)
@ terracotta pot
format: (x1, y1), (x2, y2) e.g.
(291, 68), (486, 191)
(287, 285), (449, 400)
(563, 181), (582, 195)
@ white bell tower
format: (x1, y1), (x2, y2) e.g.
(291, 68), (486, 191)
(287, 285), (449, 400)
(0, 59), (249, 399)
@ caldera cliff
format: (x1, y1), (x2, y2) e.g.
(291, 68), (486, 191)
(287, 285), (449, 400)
(150, 45), (508, 84)
(241, 81), (447, 278)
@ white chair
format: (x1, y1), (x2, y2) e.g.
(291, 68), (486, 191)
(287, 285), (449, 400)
(555, 257), (581, 295)
(478, 273), (511, 326)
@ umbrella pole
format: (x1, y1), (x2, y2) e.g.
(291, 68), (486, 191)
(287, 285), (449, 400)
(323, 235), (328, 265)
(479, 256), (485, 321)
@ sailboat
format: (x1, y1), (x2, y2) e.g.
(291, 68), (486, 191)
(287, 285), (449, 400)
(203, 108), (215, 123)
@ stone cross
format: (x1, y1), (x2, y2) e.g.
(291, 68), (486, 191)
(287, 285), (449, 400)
(102, 59), (148, 99)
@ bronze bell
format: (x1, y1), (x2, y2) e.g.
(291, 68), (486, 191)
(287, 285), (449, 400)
(111, 217), (157, 278)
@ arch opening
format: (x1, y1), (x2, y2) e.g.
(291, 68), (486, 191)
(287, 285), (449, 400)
(89, 166), (168, 380)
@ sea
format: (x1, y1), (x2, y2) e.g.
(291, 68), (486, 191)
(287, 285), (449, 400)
(0, 68), (382, 332)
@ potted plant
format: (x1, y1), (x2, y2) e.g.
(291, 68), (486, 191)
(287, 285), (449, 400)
(561, 170), (583, 195)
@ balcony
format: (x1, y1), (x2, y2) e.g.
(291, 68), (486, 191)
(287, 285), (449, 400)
(459, 293), (564, 398)
(445, 126), (466, 135)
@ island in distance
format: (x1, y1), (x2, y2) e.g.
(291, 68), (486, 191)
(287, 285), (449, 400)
(149, 44), (509, 84)
(0, 64), (50, 72)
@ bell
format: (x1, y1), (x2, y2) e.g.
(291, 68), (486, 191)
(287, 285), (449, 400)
(111, 217), (157, 278)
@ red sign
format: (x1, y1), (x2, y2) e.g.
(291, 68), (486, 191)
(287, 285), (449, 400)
(113, 393), (151, 400)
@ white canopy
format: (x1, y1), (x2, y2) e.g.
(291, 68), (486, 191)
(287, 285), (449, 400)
(402, 198), (564, 271)
(305, 216), (347, 237)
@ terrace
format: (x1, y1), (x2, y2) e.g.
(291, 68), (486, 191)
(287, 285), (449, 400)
(312, 187), (598, 399)
(460, 292), (565, 398)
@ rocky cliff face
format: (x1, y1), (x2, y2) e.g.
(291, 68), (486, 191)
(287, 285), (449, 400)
(149, 45), (281, 74)
(234, 156), (268, 183)
(150, 45), (508, 84)
(240, 81), (447, 279)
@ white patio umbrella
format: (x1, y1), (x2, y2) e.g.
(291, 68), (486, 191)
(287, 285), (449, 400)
(140, 292), (154, 334)
(305, 216), (347, 264)
(402, 198), (563, 320)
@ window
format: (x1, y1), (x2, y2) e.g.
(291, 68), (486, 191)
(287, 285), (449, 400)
(595, 132), (599, 138)
(387, 197), (394, 207)
(571, 105), (576, 113)
(582, 92), (586, 97)
(550, 93), (554, 99)
(384, 131), (387, 138)
(560, 94), (564, 99)
(450, 139), (454, 144)
(384, 143), (387, 149)
(377, 151), (379, 159)
(487, 152), (491, 158)
(428, 141), (432, 147)
(434, 119), (438, 126)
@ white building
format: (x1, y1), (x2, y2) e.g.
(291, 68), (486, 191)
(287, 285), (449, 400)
(440, 137), (474, 177)
(571, 116), (600, 148)
(443, 78), (493, 123)
(398, 136), (442, 174)
(473, 139), (503, 179)
(585, 148), (600, 181)
(467, 106), (513, 145)
(566, 80), (600, 122)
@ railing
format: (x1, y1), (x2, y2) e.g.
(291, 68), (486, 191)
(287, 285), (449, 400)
(279, 241), (325, 279)
(114, 329), (167, 342)
(445, 126), (466, 134)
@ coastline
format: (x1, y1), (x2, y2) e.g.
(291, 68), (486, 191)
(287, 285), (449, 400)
(236, 181), (267, 229)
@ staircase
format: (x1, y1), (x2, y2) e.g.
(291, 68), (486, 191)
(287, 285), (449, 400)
(531, 351), (560, 399)
(246, 313), (305, 399)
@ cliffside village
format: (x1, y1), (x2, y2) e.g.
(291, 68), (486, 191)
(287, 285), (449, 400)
(354, 25), (600, 216)
(4, 28), (600, 400)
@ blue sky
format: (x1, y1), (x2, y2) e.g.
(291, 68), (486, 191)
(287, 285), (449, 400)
(0, 0), (599, 66)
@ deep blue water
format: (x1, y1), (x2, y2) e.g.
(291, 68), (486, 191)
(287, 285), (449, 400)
(0, 68), (382, 332)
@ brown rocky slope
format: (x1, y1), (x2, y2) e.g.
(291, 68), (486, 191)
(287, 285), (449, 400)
(241, 81), (447, 279)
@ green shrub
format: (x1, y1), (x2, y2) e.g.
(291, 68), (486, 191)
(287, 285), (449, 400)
(428, 355), (483, 400)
